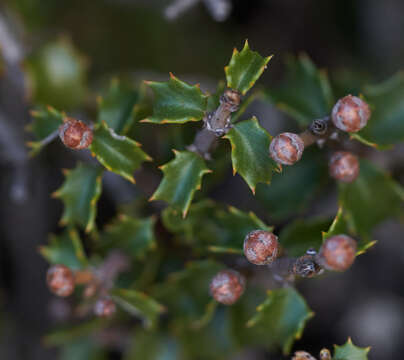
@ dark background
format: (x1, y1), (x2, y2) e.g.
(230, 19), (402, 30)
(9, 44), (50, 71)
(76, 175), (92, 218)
(0, 1), (403, 359)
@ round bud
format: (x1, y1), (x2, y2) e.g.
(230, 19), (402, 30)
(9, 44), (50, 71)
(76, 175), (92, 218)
(331, 95), (371, 133)
(319, 348), (332, 360)
(269, 132), (304, 165)
(319, 235), (357, 271)
(94, 297), (116, 317)
(47, 264), (75, 297)
(291, 255), (323, 278)
(59, 118), (93, 149)
(221, 89), (241, 112)
(210, 269), (245, 305)
(243, 230), (279, 265)
(292, 351), (317, 360)
(329, 151), (360, 183)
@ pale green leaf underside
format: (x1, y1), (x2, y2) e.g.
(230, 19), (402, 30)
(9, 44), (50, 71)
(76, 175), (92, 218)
(333, 338), (370, 360)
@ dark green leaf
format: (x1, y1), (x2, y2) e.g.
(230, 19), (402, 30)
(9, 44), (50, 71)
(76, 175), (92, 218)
(266, 54), (334, 127)
(90, 121), (152, 183)
(97, 79), (140, 134)
(53, 163), (103, 232)
(99, 215), (156, 259)
(224, 117), (279, 193)
(25, 38), (88, 109)
(279, 218), (331, 257)
(151, 150), (211, 217)
(39, 228), (87, 270)
(246, 287), (314, 354)
(358, 72), (404, 146)
(225, 40), (272, 95)
(339, 160), (404, 242)
(206, 81), (225, 112)
(333, 338), (370, 360)
(110, 288), (165, 329)
(142, 73), (207, 124)
(162, 199), (272, 254)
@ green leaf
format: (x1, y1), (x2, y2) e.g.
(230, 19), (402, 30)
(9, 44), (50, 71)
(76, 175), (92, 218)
(206, 81), (225, 112)
(339, 160), (404, 242)
(90, 121), (152, 183)
(246, 287), (314, 354)
(256, 148), (328, 221)
(152, 260), (224, 327)
(53, 163), (103, 232)
(110, 288), (165, 329)
(27, 106), (64, 155)
(279, 217), (331, 257)
(358, 72), (404, 146)
(225, 40), (272, 95)
(151, 150), (211, 217)
(25, 38), (88, 109)
(266, 54), (334, 127)
(224, 117), (279, 193)
(162, 199), (272, 254)
(97, 79), (140, 134)
(142, 73), (207, 124)
(333, 338), (370, 360)
(99, 215), (156, 259)
(60, 340), (107, 360)
(39, 228), (87, 270)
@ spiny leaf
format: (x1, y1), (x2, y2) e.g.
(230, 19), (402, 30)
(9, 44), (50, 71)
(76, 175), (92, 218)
(225, 40), (272, 95)
(25, 38), (88, 109)
(246, 287), (314, 355)
(224, 117), (279, 193)
(142, 73), (207, 124)
(110, 288), (165, 329)
(90, 121), (152, 183)
(53, 163), (103, 232)
(162, 199), (272, 254)
(97, 79), (140, 134)
(99, 215), (156, 259)
(358, 72), (404, 146)
(266, 54), (334, 127)
(339, 160), (404, 242)
(27, 106), (64, 155)
(39, 228), (88, 270)
(150, 150), (211, 217)
(333, 338), (370, 360)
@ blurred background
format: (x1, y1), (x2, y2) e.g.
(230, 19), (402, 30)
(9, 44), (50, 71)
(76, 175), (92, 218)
(0, 0), (403, 359)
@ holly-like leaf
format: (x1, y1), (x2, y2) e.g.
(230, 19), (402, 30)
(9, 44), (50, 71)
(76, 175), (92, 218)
(256, 148), (328, 221)
(246, 287), (314, 354)
(358, 72), (404, 146)
(27, 106), (64, 155)
(90, 122), (152, 183)
(266, 54), (334, 127)
(53, 163), (103, 232)
(333, 338), (370, 360)
(39, 228), (88, 270)
(224, 117), (278, 193)
(150, 150), (211, 217)
(162, 199), (272, 254)
(279, 217), (331, 257)
(339, 160), (404, 241)
(142, 73), (207, 124)
(25, 38), (88, 109)
(152, 260), (224, 327)
(110, 288), (165, 329)
(97, 79), (140, 134)
(225, 40), (272, 95)
(99, 215), (156, 259)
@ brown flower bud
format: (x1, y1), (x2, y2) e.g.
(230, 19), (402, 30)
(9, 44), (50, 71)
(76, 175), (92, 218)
(243, 230), (279, 265)
(329, 151), (360, 183)
(47, 264), (75, 297)
(331, 95), (371, 133)
(319, 235), (357, 271)
(210, 269), (245, 305)
(291, 254), (323, 278)
(319, 348), (331, 360)
(292, 351), (317, 360)
(59, 118), (93, 149)
(221, 89), (241, 112)
(269, 132), (304, 165)
(94, 297), (116, 317)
